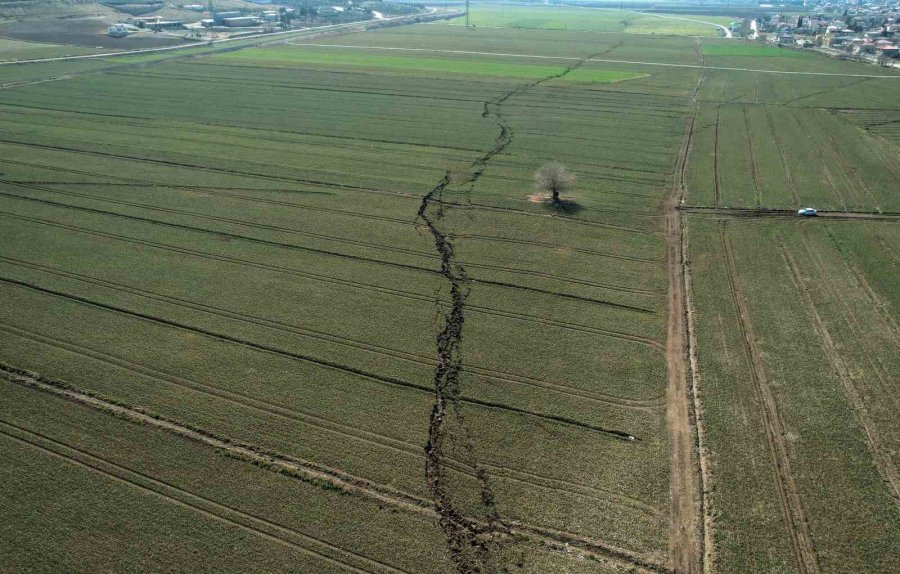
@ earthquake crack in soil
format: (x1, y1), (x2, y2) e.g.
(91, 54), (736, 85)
(416, 48), (614, 574)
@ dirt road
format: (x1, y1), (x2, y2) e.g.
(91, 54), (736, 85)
(665, 90), (703, 573)
(680, 207), (900, 220)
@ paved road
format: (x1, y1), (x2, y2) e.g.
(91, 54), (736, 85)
(292, 44), (900, 78)
(0, 11), (461, 67)
(642, 12), (733, 38)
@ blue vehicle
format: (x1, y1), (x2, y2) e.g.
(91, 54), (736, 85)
(797, 207), (818, 216)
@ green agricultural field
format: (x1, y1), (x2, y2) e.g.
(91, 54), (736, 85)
(687, 218), (900, 573)
(446, 4), (733, 36)
(0, 7), (898, 574)
(217, 44), (645, 82)
(0, 38), (102, 61)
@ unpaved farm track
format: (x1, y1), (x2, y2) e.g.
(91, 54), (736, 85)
(718, 221), (821, 574)
(665, 39), (706, 574)
(665, 151), (701, 574)
(681, 206), (900, 220)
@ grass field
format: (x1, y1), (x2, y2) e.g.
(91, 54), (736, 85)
(0, 37), (104, 61)
(0, 7), (898, 574)
(445, 4), (734, 36)
(687, 218), (900, 573)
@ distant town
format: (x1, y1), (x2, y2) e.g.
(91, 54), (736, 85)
(106, 1), (427, 42)
(739, 1), (899, 65)
(102, 0), (900, 66)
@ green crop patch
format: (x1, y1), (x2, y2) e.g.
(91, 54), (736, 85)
(216, 45), (569, 77)
(701, 42), (809, 58)
(446, 5), (732, 36)
(214, 47), (642, 82)
(214, 45), (644, 83)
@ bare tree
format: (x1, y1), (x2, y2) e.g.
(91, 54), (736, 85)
(534, 162), (575, 204)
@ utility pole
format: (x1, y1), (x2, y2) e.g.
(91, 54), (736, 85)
(465, 0), (469, 28)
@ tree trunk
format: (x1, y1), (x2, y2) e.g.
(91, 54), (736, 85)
(551, 189), (560, 204)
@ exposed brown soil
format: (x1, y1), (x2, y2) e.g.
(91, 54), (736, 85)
(665, 39), (705, 574)
(681, 222), (715, 574)
(665, 121), (702, 574)
(0, 21), (189, 49)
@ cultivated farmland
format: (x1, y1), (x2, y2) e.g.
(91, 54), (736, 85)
(446, 4), (734, 36)
(0, 8), (898, 574)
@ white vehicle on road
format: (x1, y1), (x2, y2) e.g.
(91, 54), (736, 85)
(797, 207), (818, 216)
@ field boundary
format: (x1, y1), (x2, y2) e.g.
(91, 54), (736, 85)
(665, 66), (702, 574)
(286, 44), (900, 78)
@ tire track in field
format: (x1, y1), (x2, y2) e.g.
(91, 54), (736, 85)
(0, 187), (661, 301)
(805, 115), (882, 212)
(822, 228), (900, 345)
(0, 156), (408, 200)
(453, 232), (664, 264)
(779, 77), (872, 107)
(0, 275), (638, 440)
(796, 234), (898, 412)
(0, 322), (421, 457)
(842, 113), (900, 184)
(680, 218), (714, 574)
(718, 220), (820, 574)
(790, 112), (851, 211)
(0, 137), (428, 193)
(754, 73), (760, 106)
(0, 384), (664, 573)
(0, 118), (467, 185)
(0, 328), (659, 519)
(742, 106), (762, 208)
(778, 243), (900, 501)
(0, 255), (664, 406)
(0, 211), (664, 359)
(0, 156), (662, 262)
(417, 46), (622, 573)
(436, 199), (660, 235)
(713, 105), (722, 208)
(7, 182), (440, 260)
(0, 362), (435, 510)
(0, 205), (650, 313)
(0, 141), (660, 236)
(763, 106), (802, 208)
(0, 420), (404, 574)
(0, 105), (485, 154)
